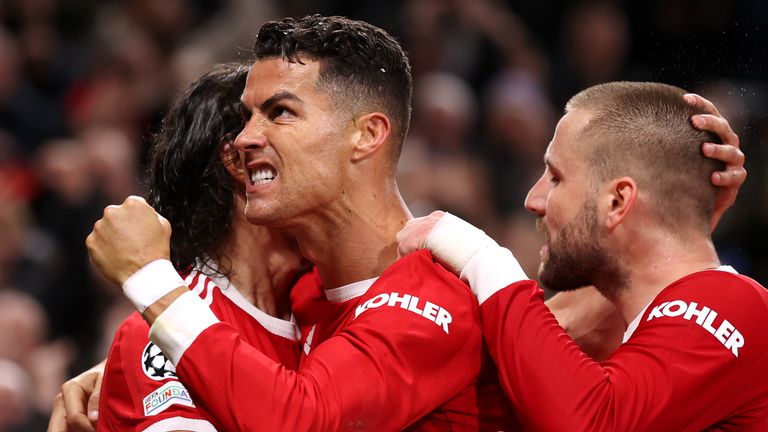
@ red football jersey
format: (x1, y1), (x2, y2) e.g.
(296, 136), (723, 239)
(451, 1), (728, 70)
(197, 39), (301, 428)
(98, 266), (299, 432)
(169, 250), (519, 431)
(480, 268), (768, 430)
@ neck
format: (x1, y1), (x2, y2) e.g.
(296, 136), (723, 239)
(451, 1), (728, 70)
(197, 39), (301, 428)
(283, 179), (412, 288)
(608, 229), (720, 325)
(216, 206), (299, 319)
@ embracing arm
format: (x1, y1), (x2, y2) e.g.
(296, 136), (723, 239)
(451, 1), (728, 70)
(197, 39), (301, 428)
(87, 209), (483, 431)
(148, 254), (482, 431)
(544, 287), (624, 361)
(402, 214), (766, 430)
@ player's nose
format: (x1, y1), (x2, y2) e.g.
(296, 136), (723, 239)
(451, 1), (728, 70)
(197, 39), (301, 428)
(524, 176), (547, 216)
(234, 118), (268, 152)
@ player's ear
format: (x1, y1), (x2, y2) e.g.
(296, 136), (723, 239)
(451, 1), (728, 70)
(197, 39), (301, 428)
(603, 176), (637, 230)
(351, 112), (391, 162)
(220, 140), (244, 183)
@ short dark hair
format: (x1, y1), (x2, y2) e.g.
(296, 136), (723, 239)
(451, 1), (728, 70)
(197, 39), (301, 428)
(145, 63), (249, 275)
(566, 81), (723, 232)
(253, 15), (413, 160)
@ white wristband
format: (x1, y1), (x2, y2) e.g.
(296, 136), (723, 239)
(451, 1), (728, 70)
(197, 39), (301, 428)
(149, 290), (219, 365)
(122, 259), (185, 313)
(423, 212), (499, 275)
(460, 246), (529, 304)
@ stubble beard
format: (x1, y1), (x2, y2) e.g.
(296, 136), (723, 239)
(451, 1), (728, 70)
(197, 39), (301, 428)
(538, 199), (625, 299)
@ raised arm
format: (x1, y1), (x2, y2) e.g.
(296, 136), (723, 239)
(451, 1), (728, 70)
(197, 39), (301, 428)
(684, 93), (746, 230)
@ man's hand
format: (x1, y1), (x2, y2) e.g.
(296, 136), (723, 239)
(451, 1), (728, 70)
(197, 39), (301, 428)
(397, 211), (498, 276)
(86, 196), (171, 287)
(685, 93), (747, 231)
(397, 211), (445, 258)
(47, 361), (105, 432)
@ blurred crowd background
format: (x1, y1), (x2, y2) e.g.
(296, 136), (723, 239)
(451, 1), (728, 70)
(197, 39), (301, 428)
(0, 0), (766, 429)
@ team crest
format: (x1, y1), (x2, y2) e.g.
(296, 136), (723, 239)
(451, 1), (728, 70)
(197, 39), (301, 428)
(142, 342), (177, 381)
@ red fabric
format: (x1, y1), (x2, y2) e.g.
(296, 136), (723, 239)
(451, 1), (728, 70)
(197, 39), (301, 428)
(175, 250), (519, 431)
(481, 270), (768, 431)
(99, 270), (299, 431)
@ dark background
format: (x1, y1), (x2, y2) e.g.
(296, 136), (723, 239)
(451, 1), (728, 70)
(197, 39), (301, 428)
(0, 0), (765, 428)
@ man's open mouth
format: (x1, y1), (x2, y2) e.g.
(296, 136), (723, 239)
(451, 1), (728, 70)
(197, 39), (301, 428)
(248, 166), (277, 185)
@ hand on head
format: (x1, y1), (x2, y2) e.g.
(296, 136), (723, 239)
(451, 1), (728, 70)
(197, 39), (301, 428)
(684, 93), (746, 231)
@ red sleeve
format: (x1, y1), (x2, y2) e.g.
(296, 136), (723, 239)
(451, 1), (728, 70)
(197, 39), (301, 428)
(480, 273), (768, 431)
(98, 313), (217, 431)
(175, 254), (485, 431)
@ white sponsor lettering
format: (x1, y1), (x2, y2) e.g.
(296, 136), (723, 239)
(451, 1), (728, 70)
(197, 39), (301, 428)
(646, 300), (744, 357)
(355, 292), (453, 334)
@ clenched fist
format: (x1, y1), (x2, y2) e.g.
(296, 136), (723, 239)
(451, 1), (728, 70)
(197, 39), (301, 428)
(86, 196), (171, 287)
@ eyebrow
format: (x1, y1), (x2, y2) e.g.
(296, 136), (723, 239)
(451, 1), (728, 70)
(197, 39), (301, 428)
(259, 91), (304, 112)
(543, 154), (561, 174)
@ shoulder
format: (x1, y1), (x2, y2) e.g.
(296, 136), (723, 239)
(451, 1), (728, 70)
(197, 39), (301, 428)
(107, 313), (178, 380)
(656, 269), (768, 316)
(369, 250), (476, 313)
(112, 311), (150, 344)
(352, 250), (478, 337)
(380, 250), (470, 292)
(639, 269), (768, 360)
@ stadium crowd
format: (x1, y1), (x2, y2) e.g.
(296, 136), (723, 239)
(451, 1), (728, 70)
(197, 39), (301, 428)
(0, 0), (766, 430)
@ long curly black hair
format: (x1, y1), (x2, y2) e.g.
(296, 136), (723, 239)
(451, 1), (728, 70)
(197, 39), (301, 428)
(145, 62), (249, 275)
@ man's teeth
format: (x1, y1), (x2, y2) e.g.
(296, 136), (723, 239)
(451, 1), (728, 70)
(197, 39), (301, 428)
(250, 168), (276, 185)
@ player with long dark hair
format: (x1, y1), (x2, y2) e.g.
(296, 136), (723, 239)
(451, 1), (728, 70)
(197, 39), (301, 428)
(49, 63), (304, 432)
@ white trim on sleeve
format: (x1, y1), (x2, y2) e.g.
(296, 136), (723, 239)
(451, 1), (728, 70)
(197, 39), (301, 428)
(460, 246), (529, 305)
(141, 417), (217, 432)
(123, 259), (186, 313)
(149, 291), (220, 366)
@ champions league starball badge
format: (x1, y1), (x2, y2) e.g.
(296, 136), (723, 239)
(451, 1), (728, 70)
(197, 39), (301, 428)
(141, 342), (178, 381)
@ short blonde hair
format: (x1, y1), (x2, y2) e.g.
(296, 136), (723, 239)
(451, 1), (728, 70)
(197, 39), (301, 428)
(566, 81), (723, 232)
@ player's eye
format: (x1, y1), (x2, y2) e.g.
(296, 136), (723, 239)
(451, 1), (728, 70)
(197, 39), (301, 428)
(239, 104), (251, 121)
(269, 105), (294, 121)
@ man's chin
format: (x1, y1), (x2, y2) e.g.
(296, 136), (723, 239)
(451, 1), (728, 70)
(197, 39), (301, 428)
(539, 266), (590, 293)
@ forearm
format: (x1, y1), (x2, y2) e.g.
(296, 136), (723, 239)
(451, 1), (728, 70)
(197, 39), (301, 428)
(481, 283), (619, 430)
(141, 287), (188, 324)
(174, 324), (331, 431)
(146, 284), (480, 431)
(156, 317), (472, 432)
(459, 246), (618, 429)
(546, 287), (625, 361)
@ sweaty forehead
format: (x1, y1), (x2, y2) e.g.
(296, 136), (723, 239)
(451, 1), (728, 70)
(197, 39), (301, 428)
(242, 58), (322, 104)
(547, 110), (594, 168)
